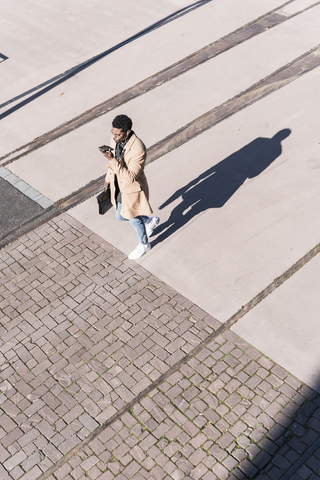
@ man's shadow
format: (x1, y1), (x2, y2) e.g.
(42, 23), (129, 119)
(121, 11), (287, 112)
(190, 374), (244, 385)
(151, 129), (291, 246)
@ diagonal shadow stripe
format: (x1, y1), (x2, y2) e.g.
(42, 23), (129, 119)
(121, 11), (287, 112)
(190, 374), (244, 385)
(0, 0), (213, 113)
(1, 0), (313, 166)
(146, 44), (320, 163)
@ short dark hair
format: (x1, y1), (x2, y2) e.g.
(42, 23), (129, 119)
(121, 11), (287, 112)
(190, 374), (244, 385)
(112, 115), (132, 132)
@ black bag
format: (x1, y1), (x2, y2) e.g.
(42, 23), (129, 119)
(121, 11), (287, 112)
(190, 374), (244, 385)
(97, 188), (111, 215)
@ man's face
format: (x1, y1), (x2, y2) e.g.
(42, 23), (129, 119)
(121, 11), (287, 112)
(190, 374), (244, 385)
(112, 127), (129, 144)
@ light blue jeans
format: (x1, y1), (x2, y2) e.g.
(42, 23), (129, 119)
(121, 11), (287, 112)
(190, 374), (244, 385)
(116, 202), (149, 245)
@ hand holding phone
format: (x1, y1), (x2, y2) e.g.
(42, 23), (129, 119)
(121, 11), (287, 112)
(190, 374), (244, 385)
(99, 145), (113, 152)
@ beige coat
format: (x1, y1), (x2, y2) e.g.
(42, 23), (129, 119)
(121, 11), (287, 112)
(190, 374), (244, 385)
(105, 133), (153, 220)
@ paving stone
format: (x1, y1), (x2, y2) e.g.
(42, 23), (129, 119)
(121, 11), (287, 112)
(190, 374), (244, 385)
(2, 212), (320, 480)
(44, 321), (317, 480)
(4, 450), (27, 471)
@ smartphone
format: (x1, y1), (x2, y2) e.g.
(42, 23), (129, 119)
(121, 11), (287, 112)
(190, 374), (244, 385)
(99, 145), (114, 152)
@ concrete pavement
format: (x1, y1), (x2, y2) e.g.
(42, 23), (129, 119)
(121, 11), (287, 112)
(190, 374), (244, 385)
(1, 0), (320, 479)
(0, 0), (273, 158)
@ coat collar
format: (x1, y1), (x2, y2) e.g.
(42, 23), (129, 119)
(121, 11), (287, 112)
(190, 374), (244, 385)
(122, 131), (136, 155)
(110, 132), (137, 156)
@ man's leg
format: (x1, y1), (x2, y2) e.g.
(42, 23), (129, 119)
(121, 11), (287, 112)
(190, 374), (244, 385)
(116, 203), (150, 259)
(117, 203), (159, 238)
(129, 216), (149, 245)
(128, 216), (151, 260)
(145, 216), (160, 237)
(116, 202), (128, 222)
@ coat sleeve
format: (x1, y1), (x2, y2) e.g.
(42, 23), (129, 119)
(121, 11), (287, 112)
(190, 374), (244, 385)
(105, 169), (112, 182)
(105, 138), (117, 184)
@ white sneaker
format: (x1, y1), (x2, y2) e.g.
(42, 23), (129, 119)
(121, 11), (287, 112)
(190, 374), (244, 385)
(145, 217), (160, 237)
(128, 242), (151, 260)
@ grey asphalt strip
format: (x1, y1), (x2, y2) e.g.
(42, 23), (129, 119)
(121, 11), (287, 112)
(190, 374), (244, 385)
(0, 178), (44, 237)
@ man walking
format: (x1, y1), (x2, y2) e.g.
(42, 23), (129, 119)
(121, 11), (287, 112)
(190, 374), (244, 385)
(102, 114), (159, 260)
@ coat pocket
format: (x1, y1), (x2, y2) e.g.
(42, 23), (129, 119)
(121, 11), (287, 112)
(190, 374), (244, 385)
(123, 182), (142, 194)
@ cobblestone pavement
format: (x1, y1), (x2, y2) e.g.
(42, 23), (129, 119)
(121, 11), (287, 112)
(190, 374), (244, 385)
(1, 213), (320, 479)
(54, 334), (320, 480)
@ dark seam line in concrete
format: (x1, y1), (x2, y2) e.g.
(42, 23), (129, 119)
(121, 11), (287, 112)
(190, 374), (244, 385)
(147, 44), (320, 163)
(1, 45), (320, 252)
(0, 0), (213, 111)
(36, 239), (320, 480)
(280, 437), (320, 479)
(0, 0), (304, 166)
